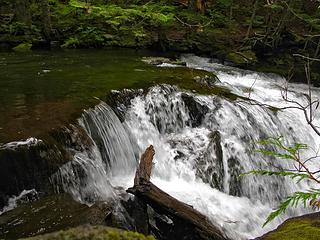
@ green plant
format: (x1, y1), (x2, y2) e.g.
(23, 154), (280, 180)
(241, 137), (320, 226)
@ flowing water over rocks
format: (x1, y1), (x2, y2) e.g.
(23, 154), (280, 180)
(1, 54), (320, 239)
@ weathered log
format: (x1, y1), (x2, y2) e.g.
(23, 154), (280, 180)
(134, 145), (155, 185)
(127, 145), (229, 240)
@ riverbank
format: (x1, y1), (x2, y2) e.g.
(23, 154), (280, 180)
(1, 0), (320, 84)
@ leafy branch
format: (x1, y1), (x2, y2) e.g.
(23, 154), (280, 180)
(264, 189), (320, 226)
(241, 137), (320, 226)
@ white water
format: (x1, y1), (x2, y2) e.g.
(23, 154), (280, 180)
(0, 138), (41, 150)
(54, 55), (320, 239)
(0, 189), (38, 215)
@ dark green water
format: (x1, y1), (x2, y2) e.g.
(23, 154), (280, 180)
(0, 49), (164, 143)
(0, 49), (231, 143)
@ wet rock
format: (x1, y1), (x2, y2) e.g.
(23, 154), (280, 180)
(50, 41), (60, 49)
(193, 73), (220, 88)
(0, 139), (70, 209)
(141, 57), (186, 66)
(121, 196), (149, 235)
(227, 157), (243, 197)
(196, 131), (224, 191)
(0, 124), (93, 210)
(181, 93), (209, 127)
(227, 50), (257, 66)
(0, 194), (113, 239)
(50, 124), (94, 152)
(107, 89), (144, 122)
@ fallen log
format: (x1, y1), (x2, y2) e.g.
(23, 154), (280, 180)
(127, 145), (229, 240)
(134, 145), (155, 185)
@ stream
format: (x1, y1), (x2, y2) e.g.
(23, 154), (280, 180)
(1, 51), (319, 239)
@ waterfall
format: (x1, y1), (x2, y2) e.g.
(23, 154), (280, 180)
(52, 103), (137, 204)
(52, 55), (320, 239)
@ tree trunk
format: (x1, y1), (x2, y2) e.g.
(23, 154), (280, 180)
(15, 0), (31, 26)
(245, 0), (259, 39)
(39, 0), (52, 40)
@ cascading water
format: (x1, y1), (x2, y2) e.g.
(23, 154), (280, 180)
(52, 103), (138, 204)
(52, 55), (320, 239)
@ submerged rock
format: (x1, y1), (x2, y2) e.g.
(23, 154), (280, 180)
(141, 57), (186, 66)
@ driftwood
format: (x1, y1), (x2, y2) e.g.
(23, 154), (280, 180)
(134, 145), (155, 185)
(127, 145), (228, 240)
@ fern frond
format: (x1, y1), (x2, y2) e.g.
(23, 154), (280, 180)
(263, 189), (320, 226)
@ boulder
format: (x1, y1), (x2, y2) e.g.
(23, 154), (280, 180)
(142, 57), (186, 66)
(0, 124), (93, 210)
(0, 194), (112, 239)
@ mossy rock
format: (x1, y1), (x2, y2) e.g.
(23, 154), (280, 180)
(227, 50), (257, 66)
(257, 212), (320, 240)
(141, 57), (186, 66)
(13, 43), (32, 52)
(23, 225), (156, 240)
(0, 194), (113, 239)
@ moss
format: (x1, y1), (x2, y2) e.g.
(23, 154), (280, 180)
(12, 42), (33, 51)
(262, 215), (320, 240)
(227, 50), (257, 66)
(23, 225), (156, 240)
(152, 66), (229, 97)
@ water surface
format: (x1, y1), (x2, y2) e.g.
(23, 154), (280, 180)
(0, 49), (176, 143)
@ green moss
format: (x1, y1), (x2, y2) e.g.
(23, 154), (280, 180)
(23, 225), (156, 240)
(152, 66), (239, 100)
(12, 42), (32, 51)
(227, 50), (257, 66)
(262, 218), (320, 240)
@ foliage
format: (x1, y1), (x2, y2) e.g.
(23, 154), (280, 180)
(242, 137), (320, 226)
(264, 189), (320, 226)
(12, 42), (33, 51)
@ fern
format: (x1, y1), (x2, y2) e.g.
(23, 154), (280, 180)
(264, 189), (320, 226)
(241, 137), (320, 226)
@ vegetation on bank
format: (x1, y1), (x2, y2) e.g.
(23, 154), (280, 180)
(1, 0), (320, 82)
(24, 225), (155, 240)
